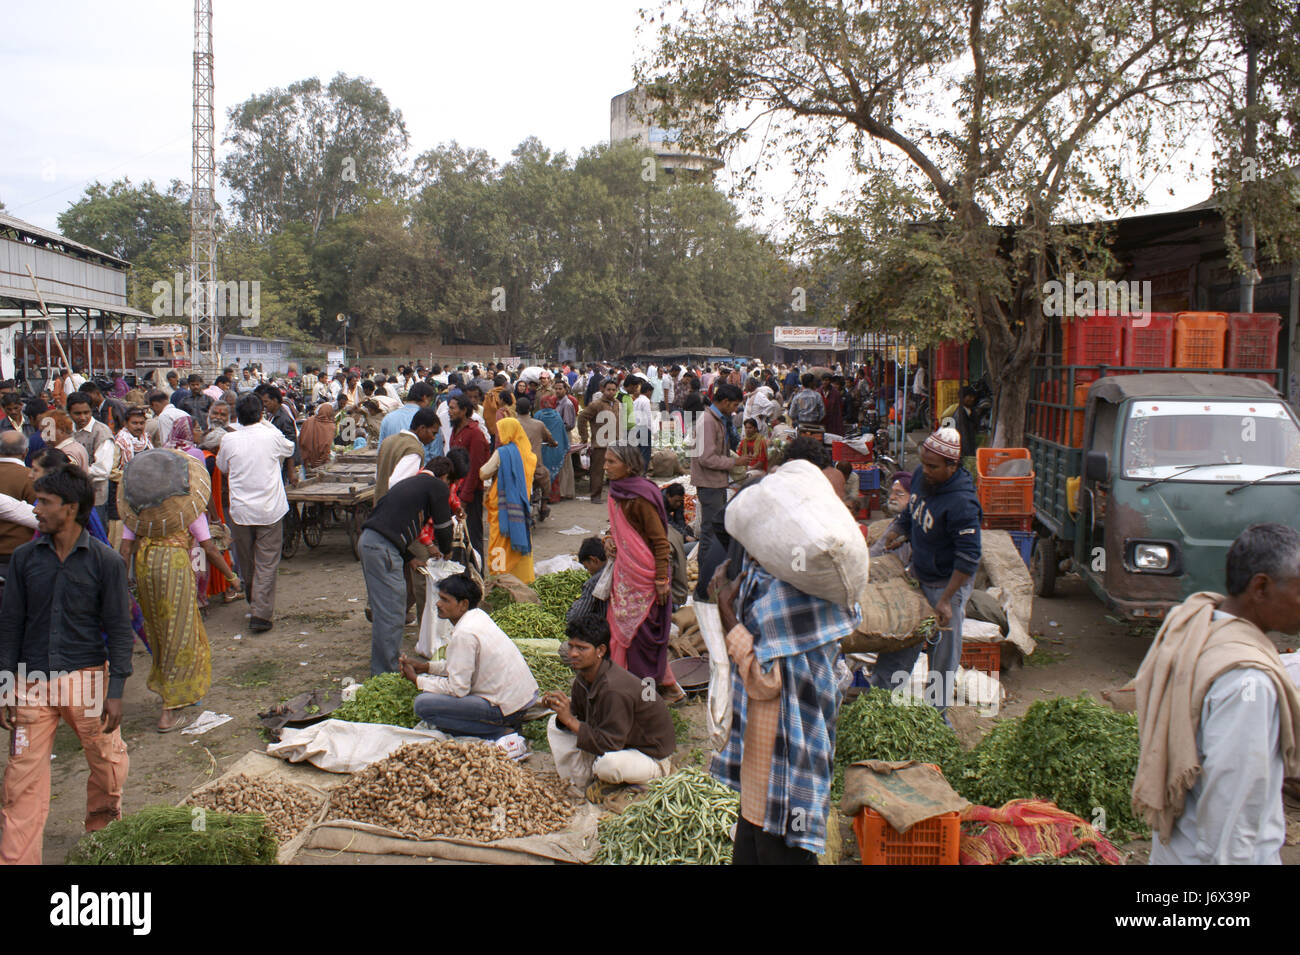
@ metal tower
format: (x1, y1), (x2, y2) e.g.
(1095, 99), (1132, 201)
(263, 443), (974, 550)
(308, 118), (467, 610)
(189, 0), (219, 372)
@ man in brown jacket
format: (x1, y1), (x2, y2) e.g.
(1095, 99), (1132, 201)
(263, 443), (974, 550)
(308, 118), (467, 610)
(544, 614), (675, 799)
(689, 383), (741, 599)
(0, 431), (36, 595)
(576, 378), (622, 504)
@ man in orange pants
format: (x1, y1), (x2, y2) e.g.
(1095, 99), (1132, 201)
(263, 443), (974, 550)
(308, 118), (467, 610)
(0, 466), (132, 864)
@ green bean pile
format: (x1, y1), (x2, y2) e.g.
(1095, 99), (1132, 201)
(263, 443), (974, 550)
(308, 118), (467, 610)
(529, 569), (589, 617)
(490, 603), (567, 642)
(517, 644), (573, 695)
(595, 767), (739, 865)
(331, 672), (420, 728)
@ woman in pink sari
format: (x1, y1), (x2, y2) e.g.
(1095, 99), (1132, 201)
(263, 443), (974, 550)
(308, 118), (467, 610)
(603, 443), (684, 703)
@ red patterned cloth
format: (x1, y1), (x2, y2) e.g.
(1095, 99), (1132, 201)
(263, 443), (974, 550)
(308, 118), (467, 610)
(959, 799), (1121, 865)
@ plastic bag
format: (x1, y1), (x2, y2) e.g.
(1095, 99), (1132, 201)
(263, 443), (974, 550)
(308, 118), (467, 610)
(417, 558), (466, 658)
(693, 601), (733, 748)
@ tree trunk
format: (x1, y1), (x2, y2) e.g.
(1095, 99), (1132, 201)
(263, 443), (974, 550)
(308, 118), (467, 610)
(983, 295), (1045, 449)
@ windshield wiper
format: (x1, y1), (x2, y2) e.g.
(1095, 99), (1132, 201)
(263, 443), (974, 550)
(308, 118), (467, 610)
(1137, 460), (1242, 491)
(1225, 468), (1300, 496)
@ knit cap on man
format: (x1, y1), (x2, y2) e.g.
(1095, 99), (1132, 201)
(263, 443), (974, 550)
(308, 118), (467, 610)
(921, 426), (962, 461)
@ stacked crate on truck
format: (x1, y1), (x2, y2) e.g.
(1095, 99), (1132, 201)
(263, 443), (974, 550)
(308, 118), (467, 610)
(932, 340), (968, 428)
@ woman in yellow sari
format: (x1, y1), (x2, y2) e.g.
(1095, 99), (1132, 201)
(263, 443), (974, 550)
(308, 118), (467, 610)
(480, 417), (536, 583)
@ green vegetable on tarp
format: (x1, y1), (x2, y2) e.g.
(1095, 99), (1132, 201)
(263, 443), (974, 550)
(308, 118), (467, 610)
(331, 672), (420, 728)
(951, 694), (1147, 839)
(490, 603), (566, 642)
(595, 768), (739, 865)
(517, 642), (572, 695)
(833, 689), (962, 800)
(530, 569), (589, 618)
(484, 585), (516, 614)
(67, 806), (278, 865)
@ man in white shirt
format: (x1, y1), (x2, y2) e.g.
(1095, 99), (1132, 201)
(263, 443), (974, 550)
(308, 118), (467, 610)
(632, 380), (655, 473)
(216, 394), (296, 632)
(65, 393), (115, 522)
(1133, 523), (1300, 865)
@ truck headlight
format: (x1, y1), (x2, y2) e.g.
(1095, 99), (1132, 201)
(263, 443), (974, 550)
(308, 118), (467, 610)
(1134, 544), (1170, 570)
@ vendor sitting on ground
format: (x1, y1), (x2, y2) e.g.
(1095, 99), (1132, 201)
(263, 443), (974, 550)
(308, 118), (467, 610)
(544, 614), (676, 799)
(662, 483), (694, 542)
(565, 536), (610, 625)
(398, 575), (538, 739)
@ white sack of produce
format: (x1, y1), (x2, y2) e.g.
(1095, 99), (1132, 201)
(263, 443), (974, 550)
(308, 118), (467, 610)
(692, 601), (733, 749)
(267, 719), (448, 774)
(418, 558), (466, 658)
(519, 366), (545, 383)
(724, 459), (869, 607)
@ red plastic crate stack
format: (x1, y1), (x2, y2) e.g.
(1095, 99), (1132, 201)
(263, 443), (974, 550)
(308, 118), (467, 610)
(1062, 313), (1124, 382)
(1226, 313), (1281, 384)
(977, 447), (1034, 530)
(933, 341), (968, 381)
(853, 808), (961, 865)
(1121, 313), (1175, 371)
(960, 640), (1002, 674)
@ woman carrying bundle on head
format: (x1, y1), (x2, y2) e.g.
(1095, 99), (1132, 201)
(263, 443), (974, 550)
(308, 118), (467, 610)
(602, 443), (684, 704)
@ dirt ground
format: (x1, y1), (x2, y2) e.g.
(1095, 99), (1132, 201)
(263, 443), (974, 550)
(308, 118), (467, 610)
(12, 483), (1300, 864)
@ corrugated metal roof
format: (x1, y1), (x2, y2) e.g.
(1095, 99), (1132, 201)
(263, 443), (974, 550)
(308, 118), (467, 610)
(0, 284), (155, 321)
(0, 212), (130, 268)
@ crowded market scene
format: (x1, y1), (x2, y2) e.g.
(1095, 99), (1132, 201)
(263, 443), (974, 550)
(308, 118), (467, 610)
(2, 1), (1299, 902)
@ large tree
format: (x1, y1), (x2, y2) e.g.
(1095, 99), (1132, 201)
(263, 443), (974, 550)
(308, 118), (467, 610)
(639, 0), (1279, 445)
(57, 178), (190, 312)
(221, 73), (409, 240)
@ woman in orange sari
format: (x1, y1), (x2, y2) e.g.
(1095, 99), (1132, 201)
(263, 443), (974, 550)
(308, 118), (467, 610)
(603, 443), (684, 703)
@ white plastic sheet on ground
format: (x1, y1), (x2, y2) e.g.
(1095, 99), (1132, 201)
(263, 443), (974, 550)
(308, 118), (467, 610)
(534, 553), (586, 574)
(267, 719), (450, 773)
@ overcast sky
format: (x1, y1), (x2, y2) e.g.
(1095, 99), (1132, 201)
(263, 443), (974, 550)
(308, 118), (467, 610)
(2, 0), (1213, 237)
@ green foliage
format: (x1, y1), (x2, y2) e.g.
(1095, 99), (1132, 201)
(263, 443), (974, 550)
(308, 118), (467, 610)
(521, 719), (551, 752)
(951, 694), (1146, 839)
(833, 690), (962, 799)
(331, 672), (420, 728)
(483, 584), (516, 614)
(516, 643), (573, 695)
(490, 603), (567, 643)
(67, 806), (277, 865)
(529, 569), (589, 617)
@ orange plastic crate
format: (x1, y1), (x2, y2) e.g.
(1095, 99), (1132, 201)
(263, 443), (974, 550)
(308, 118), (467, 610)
(982, 513), (1033, 531)
(853, 807), (961, 865)
(976, 447), (1034, 514)
(1173, 312), (1227, 368)
(960, 640), (1002, 674)
(1068, 382), (1090, 448)
(934, 341), (968, 380)
(831, 441), (873, 465)
(1063, 313), (1124, 369)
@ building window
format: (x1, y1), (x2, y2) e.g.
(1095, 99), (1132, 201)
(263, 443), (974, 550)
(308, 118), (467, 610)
(239, 342), (251, 354)
(256, 342), (268, 354)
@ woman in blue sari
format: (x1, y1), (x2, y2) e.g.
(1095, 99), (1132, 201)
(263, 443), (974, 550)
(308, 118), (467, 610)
(536, 395), (571, 501)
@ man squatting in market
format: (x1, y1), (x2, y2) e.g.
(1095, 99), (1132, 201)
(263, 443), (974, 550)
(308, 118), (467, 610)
(871, 427), (982, 715)
(1133, 522), (1300, 865)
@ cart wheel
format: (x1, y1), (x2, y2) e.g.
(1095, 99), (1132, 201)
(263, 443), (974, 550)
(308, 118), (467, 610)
(302, 505), (324, 548)
(347, 503), (371, 561)
(282, 504), (301, 560)
(1030, 533), (1057, 598)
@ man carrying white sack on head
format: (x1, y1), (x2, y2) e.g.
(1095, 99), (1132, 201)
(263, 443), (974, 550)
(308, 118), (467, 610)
(869, 427), (982, 719)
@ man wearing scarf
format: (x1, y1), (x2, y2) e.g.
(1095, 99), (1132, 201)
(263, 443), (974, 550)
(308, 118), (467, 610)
(1133, 523), (1300, 864)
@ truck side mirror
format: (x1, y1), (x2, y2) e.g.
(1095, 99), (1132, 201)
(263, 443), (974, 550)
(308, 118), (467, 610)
(1085, 450), (1109, 482)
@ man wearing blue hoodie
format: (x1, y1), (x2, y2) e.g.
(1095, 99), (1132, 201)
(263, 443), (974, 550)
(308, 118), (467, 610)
(870, 427), (982, 714)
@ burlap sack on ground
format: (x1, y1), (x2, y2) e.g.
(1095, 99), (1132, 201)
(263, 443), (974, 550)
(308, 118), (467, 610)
(868, 552), (909, 583)
(973, 530), (1036, 657)
(651, 449), (684, 477)
(486, 574), (541, 605)
(669, 624), (706, 658)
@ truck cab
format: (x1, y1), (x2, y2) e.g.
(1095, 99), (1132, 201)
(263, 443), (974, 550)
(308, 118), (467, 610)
(1028, 373), (1300, 620)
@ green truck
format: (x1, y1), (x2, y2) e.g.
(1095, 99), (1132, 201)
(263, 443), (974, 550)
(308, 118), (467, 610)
(1026, 370), (1300, 620)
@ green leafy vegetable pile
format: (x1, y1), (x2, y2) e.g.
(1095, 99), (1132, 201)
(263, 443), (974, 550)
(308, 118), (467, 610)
(596, 768), (739, 865)
(951, 694), (1146, 839)
(530, 569), (589, 617)
(67, 806), (277, 865)
(833, 689), (962, 799)
(516, 643), (573, 695)
(331, 672), (420, 728)
(491, 603), (567, 642)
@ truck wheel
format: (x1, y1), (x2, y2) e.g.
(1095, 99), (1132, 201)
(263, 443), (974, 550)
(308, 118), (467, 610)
(1031, 534), (1057, 598)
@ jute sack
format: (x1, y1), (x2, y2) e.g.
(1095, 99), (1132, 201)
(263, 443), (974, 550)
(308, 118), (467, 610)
(868, 552), (909, 583)
(651, 449), (683, 477)
(840, 579), (933, 654)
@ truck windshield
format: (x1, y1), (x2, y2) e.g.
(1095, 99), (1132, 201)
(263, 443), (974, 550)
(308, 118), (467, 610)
(1122, 399), (1300, 482)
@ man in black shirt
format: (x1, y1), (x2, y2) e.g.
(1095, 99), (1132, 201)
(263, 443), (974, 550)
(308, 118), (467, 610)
(359, 470), (455, 675)
(178, 373), (214, 429)
(258, 384), (301, 471)
(0, 465), (133, 864)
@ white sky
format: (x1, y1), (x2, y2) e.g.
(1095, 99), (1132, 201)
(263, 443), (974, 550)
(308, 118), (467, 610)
(1, 0), (1213, 238)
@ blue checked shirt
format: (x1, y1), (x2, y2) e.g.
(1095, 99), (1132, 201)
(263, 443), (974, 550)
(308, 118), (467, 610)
(711, 557), (858, 854)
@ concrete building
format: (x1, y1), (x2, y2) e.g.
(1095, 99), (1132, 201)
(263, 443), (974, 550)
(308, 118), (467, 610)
(221, 334), (295, 374)
(610, 87), (722, 180)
